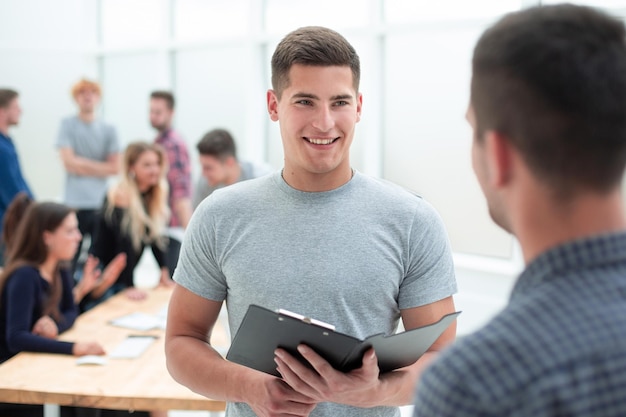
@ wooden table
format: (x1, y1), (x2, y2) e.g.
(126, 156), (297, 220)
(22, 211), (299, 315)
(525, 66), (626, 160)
(0, 286), (227, 416)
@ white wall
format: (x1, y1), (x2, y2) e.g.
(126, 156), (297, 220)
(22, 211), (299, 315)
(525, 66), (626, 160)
(0, 0), (99, 201)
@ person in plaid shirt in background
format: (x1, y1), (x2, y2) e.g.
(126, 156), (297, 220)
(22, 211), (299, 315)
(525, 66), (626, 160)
(149, 90), (193, 278)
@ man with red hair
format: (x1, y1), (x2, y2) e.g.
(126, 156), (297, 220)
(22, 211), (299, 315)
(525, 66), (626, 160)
(56, 78), (121, 275)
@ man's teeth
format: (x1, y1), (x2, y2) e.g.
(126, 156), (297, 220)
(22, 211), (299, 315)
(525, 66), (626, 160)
(307, 138), (335, 145)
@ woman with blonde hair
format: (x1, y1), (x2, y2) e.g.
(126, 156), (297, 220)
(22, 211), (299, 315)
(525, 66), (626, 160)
(82, 141), (172, 311)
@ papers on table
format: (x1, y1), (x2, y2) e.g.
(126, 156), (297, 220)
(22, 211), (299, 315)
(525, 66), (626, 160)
(109, 312), (166, 331)
(108, 335), (158, 359)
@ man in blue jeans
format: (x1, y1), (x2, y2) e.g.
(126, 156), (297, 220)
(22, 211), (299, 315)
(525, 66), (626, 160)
(0, 88), (33, 267)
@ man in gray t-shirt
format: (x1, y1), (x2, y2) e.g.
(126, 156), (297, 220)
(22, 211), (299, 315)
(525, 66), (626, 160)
(56, 79), (120, 273)
(165, 27), (457, 417)
(192, 128), (272, 208)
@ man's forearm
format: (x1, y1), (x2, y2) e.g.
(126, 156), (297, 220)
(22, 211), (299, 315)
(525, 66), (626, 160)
(64, 157), (118, 177)
(166, 334), (268, 403)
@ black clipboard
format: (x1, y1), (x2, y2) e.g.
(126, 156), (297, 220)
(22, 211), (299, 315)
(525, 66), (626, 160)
(226, 304), (461, 377)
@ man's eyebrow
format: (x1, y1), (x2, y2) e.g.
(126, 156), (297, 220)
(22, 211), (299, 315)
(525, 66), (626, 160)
(331, 94), (354, 101)
(291, 92), (319, 100)
(290, 93), (354, 101)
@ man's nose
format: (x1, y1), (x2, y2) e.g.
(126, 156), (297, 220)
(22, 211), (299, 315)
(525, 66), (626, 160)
(311, 106), (334, 132)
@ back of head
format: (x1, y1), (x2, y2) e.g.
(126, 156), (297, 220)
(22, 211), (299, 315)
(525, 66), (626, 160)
(0, 88), (18, 109)
(196, 128), (237, 160)
(471, 4), (626, 197)
(271, 26), (360, 98)
(71, 78), (101, 99)
(150, 90), (175, 110)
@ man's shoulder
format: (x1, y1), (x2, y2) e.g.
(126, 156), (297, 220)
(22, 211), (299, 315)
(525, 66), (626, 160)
(59, 115), (78, 126)
(354, 173), (440, 218)
(357, 173), (422, 198)
(0, 132), (13, 149)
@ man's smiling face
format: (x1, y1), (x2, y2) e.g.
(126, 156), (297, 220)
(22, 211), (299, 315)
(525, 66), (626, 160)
(267, 64), (362, 190)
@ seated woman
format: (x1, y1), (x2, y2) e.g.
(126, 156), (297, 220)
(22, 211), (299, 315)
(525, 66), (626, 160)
(81, 141), (172, 312)
(0, 199), (107, 416)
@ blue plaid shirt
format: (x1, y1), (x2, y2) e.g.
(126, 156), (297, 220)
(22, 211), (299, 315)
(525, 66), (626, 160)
(413, 232), (626, 417)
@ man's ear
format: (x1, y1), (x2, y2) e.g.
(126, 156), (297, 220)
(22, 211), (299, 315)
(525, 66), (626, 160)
(267, 90), (279, 122)
(225, 155), (237, 167)
(484, 130), (514, 187)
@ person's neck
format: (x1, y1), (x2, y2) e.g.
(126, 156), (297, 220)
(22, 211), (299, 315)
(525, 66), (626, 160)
(281, 165), (354, 192)
(0, 118), (10, 136)
(38, 258), (58, 283)
(78, 111), (95, 123)
(514, 189), (626, 264)
(224, 163), (242, 186)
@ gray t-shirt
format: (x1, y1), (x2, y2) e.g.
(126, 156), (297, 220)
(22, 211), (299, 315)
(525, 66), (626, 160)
(192, 160), (273, 208)
(56, 115), (120, 209)
(175, 170), (457, 417)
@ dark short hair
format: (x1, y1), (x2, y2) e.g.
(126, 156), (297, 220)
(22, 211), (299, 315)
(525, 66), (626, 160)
(0, 89), (18, 109)
(471, 4), (626, 197)
(271, 26), (360, 98)
(196, 128), (237, 161)
(150, 90), (175, 110)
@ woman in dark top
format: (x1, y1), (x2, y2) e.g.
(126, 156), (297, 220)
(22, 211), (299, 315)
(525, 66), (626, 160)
(1, 197), (148, 414)
(0, 201), (105, 363)
(82, 141), (172, 311)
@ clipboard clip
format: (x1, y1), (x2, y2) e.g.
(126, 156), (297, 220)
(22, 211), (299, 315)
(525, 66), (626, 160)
(277, 308), (336, 331)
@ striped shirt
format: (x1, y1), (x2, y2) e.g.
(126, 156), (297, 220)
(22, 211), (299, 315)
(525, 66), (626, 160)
(155, 128), (191, 228)
(413, 232), (626, 417)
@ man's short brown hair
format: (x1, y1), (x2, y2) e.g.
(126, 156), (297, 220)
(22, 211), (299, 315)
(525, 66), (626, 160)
(151, 91), (175, 110)
(196, 128), (237, 161)
(0, 89), (18, 109)
(271, 26), (360, 99)
(471, 4), (626, 197)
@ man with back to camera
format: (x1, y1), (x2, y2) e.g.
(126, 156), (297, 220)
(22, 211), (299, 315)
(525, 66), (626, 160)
(149, 90), (192, 277)
(192, 128), (273, 208)
(165, 26), (458, 417)
(0, 88), (33, 267)
(413, 4), (626, 416)
(56, 78), (120, 274)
